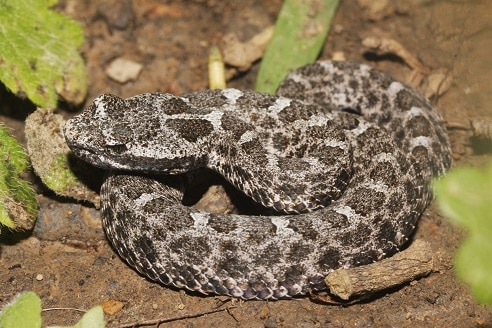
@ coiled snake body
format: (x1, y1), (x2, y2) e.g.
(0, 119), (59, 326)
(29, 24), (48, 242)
(64, 61), (451, 300)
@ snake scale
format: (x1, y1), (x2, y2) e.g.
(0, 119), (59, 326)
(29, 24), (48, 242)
(64, 61), (452, 300)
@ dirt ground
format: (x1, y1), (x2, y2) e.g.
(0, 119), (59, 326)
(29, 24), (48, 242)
(1, 0), (492, 327)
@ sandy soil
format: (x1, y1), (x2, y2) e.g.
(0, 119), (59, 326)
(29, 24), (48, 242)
(1, 0), (492, 327)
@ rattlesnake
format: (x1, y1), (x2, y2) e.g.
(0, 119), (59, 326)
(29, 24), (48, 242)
(64, 60), (452, 300)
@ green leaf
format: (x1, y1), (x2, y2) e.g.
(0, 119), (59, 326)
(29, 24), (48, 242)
(48, 306), (105, 328)
(0, 0), (87, 108)
(434, 162), (492, 304)
(255, 0), (340, 93)
(0, 125), (38, 231)
(0, 292), (42, 328)
(73, 306), (105, 328)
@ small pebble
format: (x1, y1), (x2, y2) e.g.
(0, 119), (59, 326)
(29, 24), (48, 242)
(106, 58), (143, 83)
(36, 274), (44, 281)
(264, 318), (277, 328)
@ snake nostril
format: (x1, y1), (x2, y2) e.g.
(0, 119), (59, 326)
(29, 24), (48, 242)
(341, 107), (361, 115)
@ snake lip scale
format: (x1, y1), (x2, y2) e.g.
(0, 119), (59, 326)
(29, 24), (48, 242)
(64, 61), (452, 300)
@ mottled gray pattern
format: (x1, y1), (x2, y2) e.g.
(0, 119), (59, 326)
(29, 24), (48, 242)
(64, 61), (451, 300)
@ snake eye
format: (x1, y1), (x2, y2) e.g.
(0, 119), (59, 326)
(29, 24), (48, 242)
(105, 144), (128, 154)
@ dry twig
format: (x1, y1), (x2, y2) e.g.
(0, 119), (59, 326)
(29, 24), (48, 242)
(119, 306), (237, 328)
(311, 239), (450, 303)
(362, 36), (429, 74)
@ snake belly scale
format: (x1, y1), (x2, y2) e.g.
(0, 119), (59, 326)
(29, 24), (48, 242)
(64, 61), (452, 300)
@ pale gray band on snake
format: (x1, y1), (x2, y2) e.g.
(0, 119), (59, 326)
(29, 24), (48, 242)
(64, 60), (452, 300)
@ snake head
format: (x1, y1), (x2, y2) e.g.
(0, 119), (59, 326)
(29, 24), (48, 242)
(64, 93), (209, 173)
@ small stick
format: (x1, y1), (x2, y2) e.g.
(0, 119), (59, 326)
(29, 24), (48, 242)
(208, 46), (226, 90)
(324, 239), (435, 301)
(362, 36), (429, 74)
(42, 307), (87, 313)
(119, 306), (237, 328)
